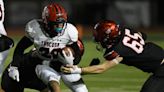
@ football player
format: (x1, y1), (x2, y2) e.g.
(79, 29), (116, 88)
(0, 0), (14, 75)
(61, 20), (164, 92)
(34, 3), (87, 92)
(1, 38), (49, 92)
(2, 3), (88, 92)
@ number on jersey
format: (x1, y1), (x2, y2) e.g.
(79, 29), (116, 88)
(122, 29), (145, 54)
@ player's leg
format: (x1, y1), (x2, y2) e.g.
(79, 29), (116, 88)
(61, 73), (88, 92)
(35, 64), (61, 92)
(140, 75), (164, 92)
(48, 81), (61, 92)
(59, 52), (88, 92)
(140, 65), (164, 92)
(1, 65), (49, 92)
(24, 76), (49, 92)
(60, 43), (88, 92)
(1, 65), (23, 92)
(0, 35), (14, 75)
(22, 66), (49, 92)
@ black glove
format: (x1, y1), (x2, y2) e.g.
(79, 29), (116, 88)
(89, 58), (100, 66)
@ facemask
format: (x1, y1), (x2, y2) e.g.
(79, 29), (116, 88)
(54, 27), (63, 33)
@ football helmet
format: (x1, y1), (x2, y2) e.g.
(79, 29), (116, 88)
(42, 3), (67, 37)
(93, 20), (121, 48)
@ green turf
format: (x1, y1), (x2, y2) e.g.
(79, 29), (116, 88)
(2, 33), (164, 92)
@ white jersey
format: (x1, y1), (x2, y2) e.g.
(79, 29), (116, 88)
(0, 0), (6, 35)
(25, 19), (78, 60)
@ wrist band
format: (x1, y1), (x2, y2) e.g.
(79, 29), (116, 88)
(70, 66), (82, 74)
(112, 59), (119, 64)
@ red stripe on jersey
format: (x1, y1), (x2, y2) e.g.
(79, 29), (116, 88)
(77, 39), (84, 56)
(104, 51), (119, 60)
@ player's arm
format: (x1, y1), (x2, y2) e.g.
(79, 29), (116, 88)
(8, 36), (33, 82)
(81, 57), (123, 74)
(11, 36), (33, 66)
(61, 56), (123, 74)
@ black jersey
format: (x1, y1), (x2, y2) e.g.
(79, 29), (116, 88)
(104, 28), (164, 73)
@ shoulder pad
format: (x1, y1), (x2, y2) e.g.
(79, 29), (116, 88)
(25, 19), (43, 39)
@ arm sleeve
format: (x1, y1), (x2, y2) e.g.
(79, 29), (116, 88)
(68, 24), (78, 42)
(11, 36), (33, 67)
(104, 48), (119, 61)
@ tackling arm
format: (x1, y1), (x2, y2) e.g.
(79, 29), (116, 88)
(8, 36), (33, 82)
(81, 57), (123, 74)
(11, 36), (33, 67)
(61, 57), (123, 74)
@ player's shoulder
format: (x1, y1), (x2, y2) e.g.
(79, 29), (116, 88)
(66, 22), (76, 27)
(64, 22), (78, 41)
(65, 22), (78, 32)
(25, 19), (44, 38)
(25, 19), (42, 32)
(121, 26), (138, 34)
(26, 19), (40, 27)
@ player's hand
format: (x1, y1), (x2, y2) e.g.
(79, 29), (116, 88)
(62, 48), (74, 64)
(8, 66), (20, 82)
(58, 48), (74, 65)
(61, 65), (82, 74)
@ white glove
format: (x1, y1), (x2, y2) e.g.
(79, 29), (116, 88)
(58, 48), (74, 65)
(62, 48), (74, 65)
(61, 65), (82, 74)
(8, 66), (20, 82)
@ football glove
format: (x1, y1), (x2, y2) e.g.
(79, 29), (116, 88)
(8, 65), (20, 82)
(58, 48), (74, 65)
(61, 65), (82, 74)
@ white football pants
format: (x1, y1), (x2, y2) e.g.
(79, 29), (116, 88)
(35, 64), (88, 92)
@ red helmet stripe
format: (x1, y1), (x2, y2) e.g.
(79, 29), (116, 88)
(54, 3), (60, 14)
(57, 4), (63, 14)
(42, 3), (67, 24)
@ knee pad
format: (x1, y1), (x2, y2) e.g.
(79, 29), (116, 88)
(0, 35), (14, 52)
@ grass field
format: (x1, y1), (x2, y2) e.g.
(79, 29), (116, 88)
(3, 32), (164, 92)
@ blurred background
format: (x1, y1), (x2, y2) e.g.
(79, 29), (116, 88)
(2, 0), (164, 92)
(3, 0), (164, 39)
